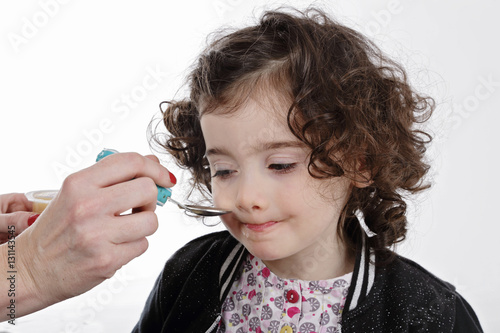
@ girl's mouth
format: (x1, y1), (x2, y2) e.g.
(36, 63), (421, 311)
(244, 221), (279, 232)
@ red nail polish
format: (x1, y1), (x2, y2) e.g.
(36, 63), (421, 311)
(28, 214), (40, 226)
(169, 172), (177, 185)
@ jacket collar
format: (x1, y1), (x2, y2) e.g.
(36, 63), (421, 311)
(218, 242), (246, 302)
(343, 234), (376, 312)
(217, 234), (375, 313)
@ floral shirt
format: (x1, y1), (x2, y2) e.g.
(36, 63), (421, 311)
(217, 253), (352, 333)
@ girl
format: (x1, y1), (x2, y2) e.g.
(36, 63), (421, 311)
(133, 8), (483, 333)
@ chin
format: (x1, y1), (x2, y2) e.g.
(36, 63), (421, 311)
(245, 243), (286, 262)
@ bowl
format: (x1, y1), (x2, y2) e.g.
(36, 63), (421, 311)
(25, 190), (58, 213)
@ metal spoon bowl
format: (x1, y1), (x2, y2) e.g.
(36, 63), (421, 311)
(168, 197), (231, 217)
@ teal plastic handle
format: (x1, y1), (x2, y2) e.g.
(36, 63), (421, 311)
(96, 148), (172, 206)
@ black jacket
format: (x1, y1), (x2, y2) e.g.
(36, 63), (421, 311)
(132, 231), (483, 332)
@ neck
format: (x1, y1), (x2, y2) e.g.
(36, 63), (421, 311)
(262, 235), (355, 281)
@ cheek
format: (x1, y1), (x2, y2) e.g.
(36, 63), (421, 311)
(319, 178), (351, 210)
(299, 176), (351, 211)
(211, 181), (234, 207)
(277, 178), (304, 208)
(284, 170), (316, 200)
(219, 215), (241, 240)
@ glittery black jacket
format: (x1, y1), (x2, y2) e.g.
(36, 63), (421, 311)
(131, 231), (483, 332)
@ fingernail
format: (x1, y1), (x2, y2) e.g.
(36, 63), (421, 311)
(169, 171), (177, 185)
(28, 214), (40, 226)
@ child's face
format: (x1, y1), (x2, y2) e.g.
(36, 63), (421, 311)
(201, 97), (352, 277)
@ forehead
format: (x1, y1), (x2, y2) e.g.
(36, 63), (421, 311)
(201, 88), (291, 126)
(200, 97), (303, 155)
(199, 72), (293, 117)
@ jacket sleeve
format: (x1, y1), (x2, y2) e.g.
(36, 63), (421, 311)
(131, 237), (213, 333)
(131, 231), (236, 333)
(452, 294), (483, 333)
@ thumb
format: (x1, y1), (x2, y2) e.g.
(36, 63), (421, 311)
(0, 211), (39, 236)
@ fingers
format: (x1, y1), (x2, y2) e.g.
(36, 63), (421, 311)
(0, 193), (36, 236)
(100, 177), (158, 215)
(0, 211), (34, 236)
(117, 237), (150, 263)
(107, 211), (158, 244)
(144, 154), (160, 163)
(90, 152), (175, 189)
(100, 238), (150, 277)
(3, 152), (172, 310)
(58, 151), (176, 217)
(0, 193), (32, 213)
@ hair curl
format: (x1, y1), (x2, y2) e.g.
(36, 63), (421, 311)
(153, 7), (434, 262)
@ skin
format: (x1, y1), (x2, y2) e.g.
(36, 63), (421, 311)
(0, 193), (33, 243)
(0, 153), (174, 321)
(201, 97), (356, 281)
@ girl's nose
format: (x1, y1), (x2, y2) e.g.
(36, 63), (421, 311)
(234, 173), (269, 213)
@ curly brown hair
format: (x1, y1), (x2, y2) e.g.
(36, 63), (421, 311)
(153, 7), (434, 261)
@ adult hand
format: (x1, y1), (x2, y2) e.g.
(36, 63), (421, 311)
(6, 152), (175, 319)
(0, 193), (35, 244)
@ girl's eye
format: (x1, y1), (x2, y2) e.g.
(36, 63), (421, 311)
(268, 163), (297, 174)
(212, 169), (235, 179)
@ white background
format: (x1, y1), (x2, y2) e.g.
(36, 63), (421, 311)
(1, 0), (499, 332)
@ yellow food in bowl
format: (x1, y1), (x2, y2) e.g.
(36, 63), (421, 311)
(25, 190), (58, 214)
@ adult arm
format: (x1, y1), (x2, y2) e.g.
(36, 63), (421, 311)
(0, 152), (175, 321)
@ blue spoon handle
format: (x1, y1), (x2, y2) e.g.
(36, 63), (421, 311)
(96, 148), (171, 206)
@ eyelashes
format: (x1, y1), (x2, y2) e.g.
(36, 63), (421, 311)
(268, 163), (297, 173)
(211, 163), (297, 179)
(211, 169), (235, 179)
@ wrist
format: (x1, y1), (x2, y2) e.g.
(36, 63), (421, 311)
(1, 229), (55, 320)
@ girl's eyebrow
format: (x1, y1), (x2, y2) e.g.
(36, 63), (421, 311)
(205, 140), (306, 158)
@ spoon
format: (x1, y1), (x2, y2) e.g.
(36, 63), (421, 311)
(96, 149), (231, 217)
(166, 197), (231, 217)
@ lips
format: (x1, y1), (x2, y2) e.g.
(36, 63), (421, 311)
(244, 221), (279, 232)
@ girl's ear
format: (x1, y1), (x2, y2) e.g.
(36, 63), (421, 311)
(350, 158), (373, 189)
